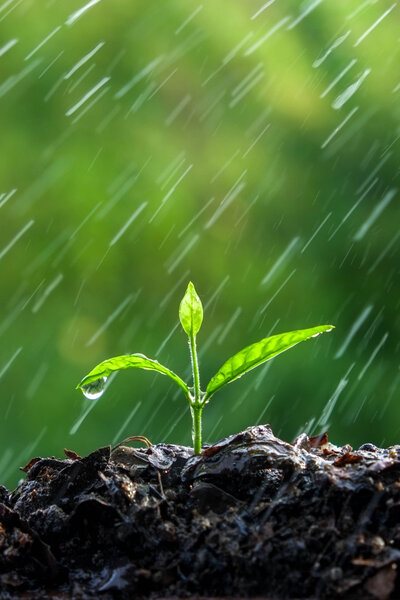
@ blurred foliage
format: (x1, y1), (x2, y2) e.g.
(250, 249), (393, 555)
(0, 0), (399, 486)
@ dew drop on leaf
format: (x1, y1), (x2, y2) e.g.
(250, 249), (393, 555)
(81, 376), (107, 400)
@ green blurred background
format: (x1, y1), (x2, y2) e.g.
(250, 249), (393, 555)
(0, 0), (399, 486)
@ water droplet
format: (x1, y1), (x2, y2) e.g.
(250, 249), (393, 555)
(81, 376), (107, 400)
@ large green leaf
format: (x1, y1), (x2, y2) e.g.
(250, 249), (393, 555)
(179, 281), (203, 337)
(205, 325), (334, 399)
(77, 353), (190, 399)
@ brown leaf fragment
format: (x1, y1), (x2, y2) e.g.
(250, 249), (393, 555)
(63, 448), (81, 460)
(322, 446), (339, 456)
(19, 457), (41, 473)
(309, 431), (328, 447)
(201, 445), (221, 457)
(333, 452), (363, 467)
(364, 564), (397, 600)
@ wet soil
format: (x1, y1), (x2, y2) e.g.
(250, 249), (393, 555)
(1, 425), (400, 599)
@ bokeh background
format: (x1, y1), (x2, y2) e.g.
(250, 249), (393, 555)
(0, 0), (399, 486)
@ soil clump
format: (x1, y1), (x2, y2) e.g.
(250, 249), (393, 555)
(0, 425), (399, 599)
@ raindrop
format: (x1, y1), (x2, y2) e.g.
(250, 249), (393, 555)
(320, 58), (357, 99)
(301, 212), (331, 253)
(0, 38), (18, 57)
(251, 0), (276, 20)
(24, 25), (61, 61)
(313, 30), (351, 68)
(287, 0), (323, 30)
(321, 106), (359, 149)
(261, 237), (299, 286)
(311, 327), (334, 338)
(260, 269), (296, 314)
(64, 41), (105, 80)
(353, 188), (396, 241)
(332, 68), (371, 110)
(204, 172), (246, 229)
(65, 76), (110, 117)
(66, 0), (103, 27)
(174, 5), (203, 35)
(218, 307), (242, 345)
(85, 294), (134, 347)
(81, 376), (108, 400)
(353, 3), (397, 47)
(245, 16), (290, 55)
(0, 219), (34, 261)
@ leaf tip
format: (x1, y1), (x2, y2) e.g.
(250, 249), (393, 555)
(179, 281), (203, 336)
(311, 325), (335, 338)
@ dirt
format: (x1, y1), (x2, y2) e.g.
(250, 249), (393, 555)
(0, 424), (400, 599)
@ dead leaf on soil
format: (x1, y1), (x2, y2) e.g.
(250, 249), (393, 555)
(333, 452), (363, 467)
(309, 431), (328, 447)
(19, 457), (41, 473)
(63, 449), (81, 460)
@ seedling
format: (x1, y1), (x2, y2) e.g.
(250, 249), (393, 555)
(77, 282), (334, 454)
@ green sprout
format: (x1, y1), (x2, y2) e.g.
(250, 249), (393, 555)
(77, 282), (334, 455)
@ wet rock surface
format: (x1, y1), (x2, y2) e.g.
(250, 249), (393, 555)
(1, 425), (400, 599)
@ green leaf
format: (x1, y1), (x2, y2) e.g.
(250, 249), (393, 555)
(205, 325), (334, 398)
(179, 281), (203, 337)
(77, 353), (190, 399)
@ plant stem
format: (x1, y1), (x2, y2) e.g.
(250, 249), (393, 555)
(189, 332), (202, 454)
(191, 404), (202, 455)
(189, 332), (201, 405)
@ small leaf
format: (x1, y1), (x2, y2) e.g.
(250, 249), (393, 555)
(179, 281), (203, 337)
(63, 448), (82, 460)
(77, 353), (190, 399)
(205, 325), (334, 398)
(309, 431), (328, 448)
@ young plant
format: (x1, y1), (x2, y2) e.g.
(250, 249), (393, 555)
(77, 282), (334, 454)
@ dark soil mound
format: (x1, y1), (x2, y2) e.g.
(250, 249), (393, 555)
(1, 425), (400, 599)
